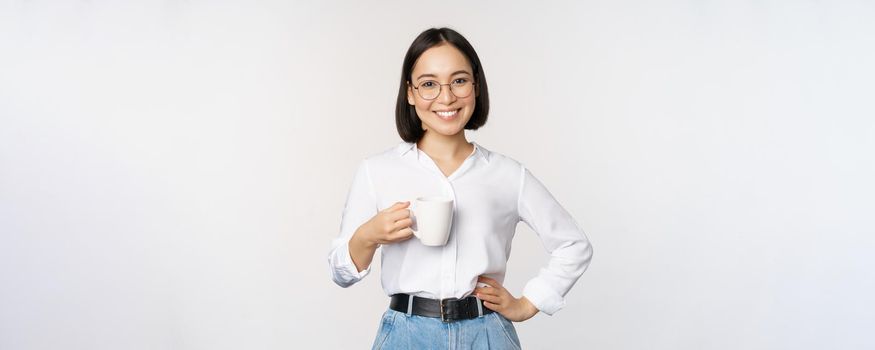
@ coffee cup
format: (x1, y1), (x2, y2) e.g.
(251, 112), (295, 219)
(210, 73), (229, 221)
(410, 196), (454, 246)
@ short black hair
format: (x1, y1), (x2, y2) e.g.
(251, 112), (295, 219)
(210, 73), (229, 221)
(395, 28), (490, 143)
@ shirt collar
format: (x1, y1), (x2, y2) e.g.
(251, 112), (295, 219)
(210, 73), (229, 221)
(397, 141), (490, 163)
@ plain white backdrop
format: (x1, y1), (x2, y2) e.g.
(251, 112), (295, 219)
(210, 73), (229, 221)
(1, 0), (874, 349)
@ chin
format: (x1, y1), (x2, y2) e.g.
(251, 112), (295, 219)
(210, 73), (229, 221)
(427, 123), (466, 137)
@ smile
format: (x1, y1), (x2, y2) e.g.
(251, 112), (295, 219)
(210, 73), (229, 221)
(434, 109), (460, 120)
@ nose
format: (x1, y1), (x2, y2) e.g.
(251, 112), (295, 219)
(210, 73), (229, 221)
(437, 84), (456, 105)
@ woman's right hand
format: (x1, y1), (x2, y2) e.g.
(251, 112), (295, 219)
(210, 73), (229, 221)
(353, 201), (414, 248)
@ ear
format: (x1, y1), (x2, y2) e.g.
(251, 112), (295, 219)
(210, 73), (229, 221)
(407, 82), (416, 105)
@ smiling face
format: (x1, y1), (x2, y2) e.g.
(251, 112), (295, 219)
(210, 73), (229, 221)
(406, 43), (476, 138)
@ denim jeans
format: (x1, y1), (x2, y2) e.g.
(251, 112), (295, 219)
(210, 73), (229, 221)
(371, 309), (522, 350)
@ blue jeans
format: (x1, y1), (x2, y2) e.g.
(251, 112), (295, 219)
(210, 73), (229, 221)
(371, 309), (522, 350)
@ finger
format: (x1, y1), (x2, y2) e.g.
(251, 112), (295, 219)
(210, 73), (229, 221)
(387, 209), (411, 221)
(388, 228), (414, 241)
(379, 235), (412, 245)
(382, 201), (410, 213)
(478, 276), (500, 287)
(476, 292), (502, 305)
(482, 300), (501, 311)
(474, 287), (498, 296)
(391, 235), (414, 243)
(393, 218), (413, 230)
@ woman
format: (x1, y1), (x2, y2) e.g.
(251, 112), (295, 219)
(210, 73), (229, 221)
(328, 27), (593, 349)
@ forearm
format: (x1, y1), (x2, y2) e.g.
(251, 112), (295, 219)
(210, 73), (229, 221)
(522, 240), (593, 315)
(348, 226), (378, 272)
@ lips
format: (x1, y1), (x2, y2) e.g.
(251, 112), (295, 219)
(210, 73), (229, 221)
(434, 109), (460, 120)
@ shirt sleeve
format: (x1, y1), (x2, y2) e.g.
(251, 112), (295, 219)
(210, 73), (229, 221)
(517, 166), (594, 315)
(328, 160), (379, 288)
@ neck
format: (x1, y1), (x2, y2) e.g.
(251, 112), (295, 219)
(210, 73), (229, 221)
(416, 131), (472, 161)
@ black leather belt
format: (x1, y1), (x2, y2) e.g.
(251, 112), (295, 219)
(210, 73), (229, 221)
(389, 293), (494, 322)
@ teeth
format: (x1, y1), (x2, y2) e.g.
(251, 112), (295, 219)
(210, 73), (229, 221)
(436, 110), (458, 118)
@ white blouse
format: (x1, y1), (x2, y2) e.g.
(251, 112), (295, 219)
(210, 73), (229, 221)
(328, 142), (593, 315)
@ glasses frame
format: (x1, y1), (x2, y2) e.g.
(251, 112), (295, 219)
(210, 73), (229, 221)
(410, 79), (476, 101)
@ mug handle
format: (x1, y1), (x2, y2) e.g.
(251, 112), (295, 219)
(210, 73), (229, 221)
(408, 207), (419, 239)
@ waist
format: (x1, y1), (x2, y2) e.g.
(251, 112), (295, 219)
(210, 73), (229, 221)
(389, 293), (494, 322)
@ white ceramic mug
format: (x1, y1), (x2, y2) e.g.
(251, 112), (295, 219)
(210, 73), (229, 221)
(410, 196), (454, 246)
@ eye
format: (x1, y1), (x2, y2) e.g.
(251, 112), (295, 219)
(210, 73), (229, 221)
(452, 78), (469, 85)
(420, 81), (437, 88)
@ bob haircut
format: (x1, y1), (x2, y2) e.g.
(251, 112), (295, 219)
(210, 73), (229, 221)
(395, 28), (490, 143)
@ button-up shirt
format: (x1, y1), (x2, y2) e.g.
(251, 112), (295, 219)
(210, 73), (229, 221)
(328, 142), (593, 315)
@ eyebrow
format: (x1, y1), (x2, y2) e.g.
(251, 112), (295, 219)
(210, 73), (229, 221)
(415, 70), (472, 81)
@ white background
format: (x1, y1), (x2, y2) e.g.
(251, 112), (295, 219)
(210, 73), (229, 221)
(2, 1), (874, 349)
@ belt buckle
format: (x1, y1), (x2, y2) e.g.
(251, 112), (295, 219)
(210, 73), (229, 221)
(440, 297), (458, 323)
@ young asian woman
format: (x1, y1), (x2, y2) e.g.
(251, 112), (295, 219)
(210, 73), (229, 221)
(328, 27), (593, 350)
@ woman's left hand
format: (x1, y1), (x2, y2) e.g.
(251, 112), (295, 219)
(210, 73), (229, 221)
(474, 276), (539, 322)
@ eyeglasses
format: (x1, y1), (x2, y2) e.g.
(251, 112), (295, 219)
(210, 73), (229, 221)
(411, 78), (475, 100)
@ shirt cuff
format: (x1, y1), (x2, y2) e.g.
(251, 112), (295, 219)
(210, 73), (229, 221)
(330, 240), (371, 287)
(522, 278), (566, 316)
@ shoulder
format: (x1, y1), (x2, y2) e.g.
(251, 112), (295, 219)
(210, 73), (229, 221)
(357, 142), (412, 166)
(474, 142), (525, 171)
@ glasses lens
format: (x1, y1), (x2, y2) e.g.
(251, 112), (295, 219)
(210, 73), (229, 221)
(450, 80), (473, 98)
(418, 81), (440, 100)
